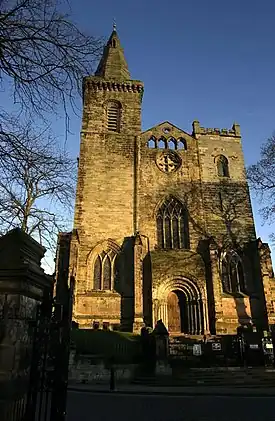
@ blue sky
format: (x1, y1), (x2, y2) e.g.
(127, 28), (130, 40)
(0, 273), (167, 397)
(3, 0), (275, 270)
(64, 0), (275, 263)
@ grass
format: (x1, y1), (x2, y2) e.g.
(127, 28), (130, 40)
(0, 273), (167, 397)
(71, 329), (141, 363)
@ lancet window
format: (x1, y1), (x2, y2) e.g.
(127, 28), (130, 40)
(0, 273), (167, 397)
(220, 251), (246, 294)
(216, 155), (229, 177)
(107, 101), (121, 132)
(93, 248), (117, 290)
(156, 196), (189, 249)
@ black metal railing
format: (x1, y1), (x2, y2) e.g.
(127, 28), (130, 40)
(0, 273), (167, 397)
(24, 276), (74, 421)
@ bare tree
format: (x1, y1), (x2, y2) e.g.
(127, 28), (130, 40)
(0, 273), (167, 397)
(0, 0), (103, 257)
(0, 0), (103, 118)
(247, 135), (275, 236)
(0, 116), (76, 249)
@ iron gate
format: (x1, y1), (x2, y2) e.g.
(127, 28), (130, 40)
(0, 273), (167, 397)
(24, 275), (74, 421)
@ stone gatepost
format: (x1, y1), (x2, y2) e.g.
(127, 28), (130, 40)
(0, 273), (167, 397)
(153, 319), (172, 376)
(0, 228), (54, 421)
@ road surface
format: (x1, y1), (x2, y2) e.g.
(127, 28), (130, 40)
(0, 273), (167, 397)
(66, 390), (275, 421)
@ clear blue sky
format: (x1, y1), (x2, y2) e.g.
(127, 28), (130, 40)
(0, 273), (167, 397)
(64, 0), (275, 262)
(5, 0), (275, 270)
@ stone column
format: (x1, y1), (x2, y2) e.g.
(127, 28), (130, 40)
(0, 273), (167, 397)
(0, 228), (54, 421)
(193, 301), (198, 335)
(188, 300), (194, 334)
(187, 300), (191, 333)
(158, 303), (163, 322)
(164, 301), (168, 329)
(159, 300), (168, 328)
(203, 298), (210, 334)
(152, 299), (158, 328)
(197, 300), (203, 334)
(133, 232), (144, 332)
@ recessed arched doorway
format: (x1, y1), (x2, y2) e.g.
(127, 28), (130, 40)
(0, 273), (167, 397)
(154, 279), (205, 335)
(167, 290), (188, 334)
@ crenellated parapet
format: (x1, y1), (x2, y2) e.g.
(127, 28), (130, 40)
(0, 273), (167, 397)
(83, 76), (144, 94)
(192, 120), (241, 138)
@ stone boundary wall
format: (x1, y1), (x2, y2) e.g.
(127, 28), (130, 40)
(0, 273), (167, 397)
(68, 350), (138, 385)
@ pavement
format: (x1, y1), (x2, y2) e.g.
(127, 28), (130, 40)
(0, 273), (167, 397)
(68, 381), (275, 397)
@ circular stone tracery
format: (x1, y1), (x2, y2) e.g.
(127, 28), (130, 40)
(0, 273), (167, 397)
(156, 150), (182, 173)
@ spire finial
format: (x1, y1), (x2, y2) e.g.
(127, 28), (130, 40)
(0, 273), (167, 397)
(113, 18), (116, 31)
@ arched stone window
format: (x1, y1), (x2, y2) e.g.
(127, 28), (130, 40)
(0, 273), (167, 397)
(158, 137), (166, 149)
(220, 251), (246, 294)
(92, 248), (118, 290)
(107, 101), (121, 132)
(177, 138), (187, 150)
(216, 155), (229, 177)
(147, 137), (156, 148)
(156, 196), (189, 249)
(93, 256), (101, 290)
(168, 137), (176, 150)
(103, 255), (111, 289)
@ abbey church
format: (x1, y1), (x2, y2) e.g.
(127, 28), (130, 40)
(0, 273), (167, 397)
(56, 27), (275, 336)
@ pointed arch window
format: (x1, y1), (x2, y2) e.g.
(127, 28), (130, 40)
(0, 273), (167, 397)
(177, 138), (187, 150)
(217, 155), (229, 177)
(220, 251), (246, 294)
(93, 248), (118, 290)
(147, 136), (188, 151)
(103, 255), (111, 289)
(93, 256), (101, 290)
(168, 138), (176, 150)
(107, 101), (121, 132)
(158, 138), (166, 149)
(147, 137), (156, 148)
(156, 196), (189, 249)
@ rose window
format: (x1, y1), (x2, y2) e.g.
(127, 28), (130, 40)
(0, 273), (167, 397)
(156, 151), (181, 173)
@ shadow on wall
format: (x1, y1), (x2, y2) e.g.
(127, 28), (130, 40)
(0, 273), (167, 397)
(116, 237), (135, 332)
(197, 239), (216, 335)
(185, 179), (268, 333)
(242, 240), (269, 331)
(143, 252), (152, 328)
(234, 296), (251, 327)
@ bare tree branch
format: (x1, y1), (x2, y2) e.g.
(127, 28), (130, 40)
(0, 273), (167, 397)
(0, 116), (76, 250)
(247, 135), (275, 230)
(0, 0), (103, 120)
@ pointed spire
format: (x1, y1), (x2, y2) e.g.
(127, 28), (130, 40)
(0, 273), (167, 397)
(95, 26), (130, 80)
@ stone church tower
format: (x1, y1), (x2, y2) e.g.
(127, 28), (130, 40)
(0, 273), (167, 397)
(56, 27), (275, 335)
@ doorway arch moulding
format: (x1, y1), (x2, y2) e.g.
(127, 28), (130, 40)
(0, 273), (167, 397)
(152, 276), (209, 335)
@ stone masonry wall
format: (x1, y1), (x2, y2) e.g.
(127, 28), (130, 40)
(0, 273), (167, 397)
(196, 126), (257, 333)
(72, 77), (143, 328)
(138, 121), (203, 251)
(68, 350), (138, 386)
(68, 29), (273, 335)
(138, 120), (259, 334)
(197, 130), (256, 243)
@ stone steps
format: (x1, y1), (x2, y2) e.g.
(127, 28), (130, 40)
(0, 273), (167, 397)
(133, 368), (275, 387)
